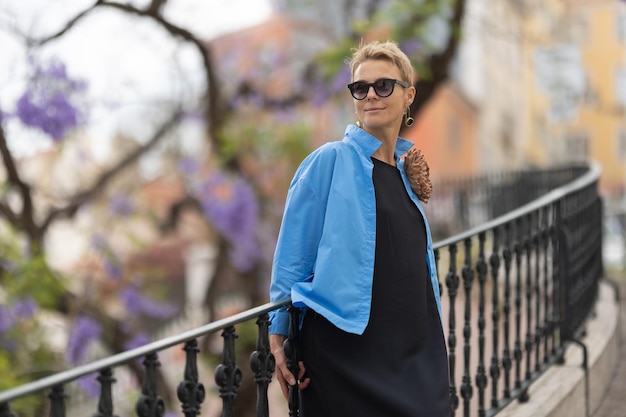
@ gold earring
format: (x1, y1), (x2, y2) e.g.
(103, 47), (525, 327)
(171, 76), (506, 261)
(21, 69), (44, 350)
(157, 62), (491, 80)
(405, 107), (414, 127)
(356, 120), (363, 128)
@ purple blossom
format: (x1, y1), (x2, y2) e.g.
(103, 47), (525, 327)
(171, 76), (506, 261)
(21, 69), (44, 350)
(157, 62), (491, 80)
(12, 297), (37, 319)
(137, 296), (177, 318)
(124, 332), (150, 350)
(400, 39), (423, 58)
(66, 316), (102, 365)
(311, 80), (329, 108)
(0, 259), (17, 272)
(108, 194), (134, 217)
(120, 287), (177, 318)
(15, 57), (87, 141)
(330, 66), (352, 94)
(178, 157), (199, 176)
(77, 373), (100, 398)
(247, 90), (265, 107)
(274, 107), (296, 123)
(103, 259), (123, 280)
(120, 287), (143, 315)
(196, 172), (261, 272)
(90, 233), (108, 250)
(0, 305), (14, 333)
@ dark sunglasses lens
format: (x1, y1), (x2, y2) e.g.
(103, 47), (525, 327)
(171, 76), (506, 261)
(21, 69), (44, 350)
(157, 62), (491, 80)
(374, 79), (394, 97)
(351, 82), (369, 99)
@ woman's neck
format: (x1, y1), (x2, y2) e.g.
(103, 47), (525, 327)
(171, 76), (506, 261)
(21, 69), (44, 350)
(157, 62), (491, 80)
(363, 125), (398, 165)
(371, 141), (397, 166)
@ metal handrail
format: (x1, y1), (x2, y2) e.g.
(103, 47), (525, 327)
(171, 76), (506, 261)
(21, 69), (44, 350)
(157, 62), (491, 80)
(0, 299), (291, 404)
(434, 160), (601, 249)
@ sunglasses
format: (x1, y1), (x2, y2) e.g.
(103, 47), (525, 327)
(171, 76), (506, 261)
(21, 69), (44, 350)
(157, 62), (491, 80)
(347, 78), (411, 100)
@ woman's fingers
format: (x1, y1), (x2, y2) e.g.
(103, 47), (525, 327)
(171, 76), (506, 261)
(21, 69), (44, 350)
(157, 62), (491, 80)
(270, 334), (310, 397)
(275, 366), (290, 398)
(297, 361), (311, 390)
(275, 355), (311, 397)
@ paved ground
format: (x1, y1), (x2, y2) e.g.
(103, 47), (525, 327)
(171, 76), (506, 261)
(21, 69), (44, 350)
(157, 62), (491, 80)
(592, 271), (626, 417)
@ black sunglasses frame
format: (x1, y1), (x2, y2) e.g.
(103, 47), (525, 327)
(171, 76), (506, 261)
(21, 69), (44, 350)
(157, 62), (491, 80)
(347, 78), (411, 100)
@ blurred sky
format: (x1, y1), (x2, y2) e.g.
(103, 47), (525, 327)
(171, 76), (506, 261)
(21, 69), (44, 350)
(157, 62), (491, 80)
(0, 0), (273, 158)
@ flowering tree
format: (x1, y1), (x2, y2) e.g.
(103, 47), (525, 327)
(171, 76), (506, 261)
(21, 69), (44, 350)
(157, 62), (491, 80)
(0, 0), (465, 414)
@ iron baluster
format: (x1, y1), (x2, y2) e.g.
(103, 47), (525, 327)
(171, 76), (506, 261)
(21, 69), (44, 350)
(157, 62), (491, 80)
(474, 233), (488, 417)
(525, 214), (534, 382)
(435, 248), (443, 296)
(513, 219), (523, 391)
(94, 368), (117, 417)
(49, 385), (66, 417)
(446, 244), (460, 415)
(136, 352), (165, 417)
(501, 223), (513, 399)
(0, 403), (15, 417)
(489, 228), (501, 409)
(250, 313), (274, 417)
(460, 238), (474, 417)
(550, 204), (559, 357)
(534, 215), (543, 372)
(214, 326), (242, 417)
(177, 339), (206, 417)
(542, 221), (551, 365)
(284, 305), (301, 417)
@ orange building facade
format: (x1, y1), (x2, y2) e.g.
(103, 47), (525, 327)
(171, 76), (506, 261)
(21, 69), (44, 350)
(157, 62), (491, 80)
(405, 82), (479, 182)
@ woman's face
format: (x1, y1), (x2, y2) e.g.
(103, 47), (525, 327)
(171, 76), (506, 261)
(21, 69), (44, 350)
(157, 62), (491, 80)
(352, 59), (415, 135)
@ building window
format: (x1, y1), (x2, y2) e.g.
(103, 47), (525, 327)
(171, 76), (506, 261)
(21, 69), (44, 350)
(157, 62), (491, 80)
(617, 67), (626, 107)
(568, 15), (588, 44)
(618, 129), (626, 162)
(501, 114), (514, 156)
(617, 12), (626, 43)
(564, 132), (588, 161)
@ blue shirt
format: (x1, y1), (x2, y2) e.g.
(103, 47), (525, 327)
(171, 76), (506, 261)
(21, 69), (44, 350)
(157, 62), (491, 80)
(269, 124), (443, 335)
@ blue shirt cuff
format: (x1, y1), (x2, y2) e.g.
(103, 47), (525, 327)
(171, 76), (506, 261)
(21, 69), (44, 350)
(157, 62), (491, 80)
(269, 309), (290, 336)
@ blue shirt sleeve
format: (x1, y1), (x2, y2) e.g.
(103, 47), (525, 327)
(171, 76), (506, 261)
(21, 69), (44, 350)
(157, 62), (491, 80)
(268, 153), (331, 335)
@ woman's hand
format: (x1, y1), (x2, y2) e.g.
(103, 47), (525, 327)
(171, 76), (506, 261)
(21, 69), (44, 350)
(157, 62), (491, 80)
(270, 334), (310, 399)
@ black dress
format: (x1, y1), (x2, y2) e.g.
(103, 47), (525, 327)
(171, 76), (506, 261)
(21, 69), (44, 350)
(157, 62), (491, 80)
(300, 158), (450, 417)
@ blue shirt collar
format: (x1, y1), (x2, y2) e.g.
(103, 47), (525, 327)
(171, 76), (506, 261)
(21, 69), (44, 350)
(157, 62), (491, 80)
(344, 124), (414, 162)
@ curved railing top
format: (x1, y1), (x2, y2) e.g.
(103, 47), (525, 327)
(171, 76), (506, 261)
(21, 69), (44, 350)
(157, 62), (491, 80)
(434, 160), (601, 249)
(0, 160), (605, 417)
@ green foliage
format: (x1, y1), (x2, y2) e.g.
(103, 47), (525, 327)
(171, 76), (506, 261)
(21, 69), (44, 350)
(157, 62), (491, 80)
(1, 253), (66, 310)
(0, 231), (65, 410)
(347, 0), (456, 80)
(0, 300), (61, 415)
(313, 39), (355, 81)
(219, 113), (312, 170)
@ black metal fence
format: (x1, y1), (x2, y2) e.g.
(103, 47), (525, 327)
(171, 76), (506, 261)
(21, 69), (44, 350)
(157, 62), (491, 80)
(0, 162), (603, 417)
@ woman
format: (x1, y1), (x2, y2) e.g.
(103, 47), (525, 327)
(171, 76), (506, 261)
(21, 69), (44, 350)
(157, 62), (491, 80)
(269, 40), (450, 417)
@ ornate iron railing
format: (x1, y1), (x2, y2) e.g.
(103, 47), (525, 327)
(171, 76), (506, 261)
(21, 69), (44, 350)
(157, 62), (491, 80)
(0, 162), (603, 417)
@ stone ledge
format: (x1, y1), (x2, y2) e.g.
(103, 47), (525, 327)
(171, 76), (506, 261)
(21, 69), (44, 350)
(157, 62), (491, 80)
(497, 281), (620, 417)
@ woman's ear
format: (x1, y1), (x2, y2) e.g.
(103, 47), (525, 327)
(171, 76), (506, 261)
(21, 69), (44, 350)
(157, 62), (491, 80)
(407, 85), (416, 106)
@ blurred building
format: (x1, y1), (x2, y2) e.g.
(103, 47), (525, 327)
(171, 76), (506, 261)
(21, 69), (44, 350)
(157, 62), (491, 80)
(404, 83), (479, 182)
(408, 0), (527, 180)
(521, 0), (626, 197)
(565, 0), (626, 196)
(435, 0), (626, 199)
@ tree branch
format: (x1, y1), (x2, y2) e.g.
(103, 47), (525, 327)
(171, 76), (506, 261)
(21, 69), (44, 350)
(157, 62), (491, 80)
(31, 0), (224, 151)
(29, 1), (100, 46)
(95, 1), (225, 148)
(41, 109), (183, 231)
(0, 122), (38, 238)
(408, 0), (466, 122)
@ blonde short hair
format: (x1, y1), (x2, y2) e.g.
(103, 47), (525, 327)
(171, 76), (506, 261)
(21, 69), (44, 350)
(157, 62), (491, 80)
(348, 40), (415, 85)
